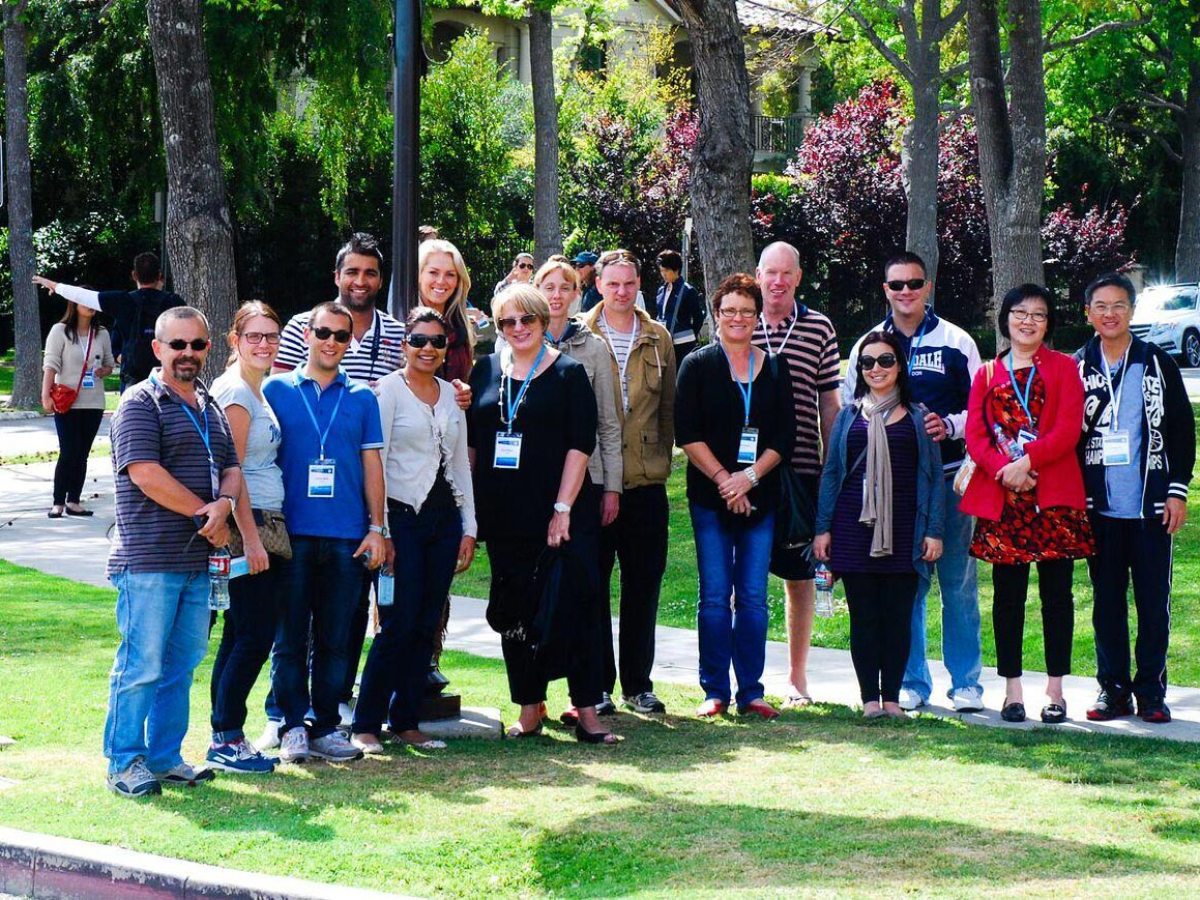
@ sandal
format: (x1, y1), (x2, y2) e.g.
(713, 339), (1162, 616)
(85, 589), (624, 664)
(574, 724), (620, 745)
(1000, 700), (1026, 723)
(782, 693), (813, 710)
(47, 507), (64, 519)
(505, 722), (543, 739)
(64, 506), (94, 517)
(559, 706), (579, 726)
(1040, 700), (1067, 724)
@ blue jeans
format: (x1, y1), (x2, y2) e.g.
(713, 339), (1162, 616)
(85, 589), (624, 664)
(273, 536), (366, 739)
(902, 478), (982, 701)
(691, 503), (775, 708)
(103, 570), (211, 774)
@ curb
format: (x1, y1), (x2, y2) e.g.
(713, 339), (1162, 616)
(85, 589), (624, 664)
(0, 411), (43, 420)
(0, 826), (413, 900)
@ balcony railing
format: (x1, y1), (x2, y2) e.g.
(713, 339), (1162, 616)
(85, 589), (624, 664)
(750, 114), (811, 154)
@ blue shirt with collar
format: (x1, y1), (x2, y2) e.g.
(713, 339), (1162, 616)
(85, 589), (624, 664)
(263, 368), (384, 540)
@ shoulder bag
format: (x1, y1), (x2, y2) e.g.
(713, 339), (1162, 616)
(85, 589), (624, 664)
(952, 360), (995, 497)
(49, 330), (94, 414)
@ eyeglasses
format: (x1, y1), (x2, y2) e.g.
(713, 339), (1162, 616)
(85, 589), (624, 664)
(886, 278), (927, 292)
(312, 326), (352, 343)
(497, 313), (540, 331)
(859, 353), (898, 370)
(240, 331), (281, 345)
(517, 263), (533, 271)
(165, 339), (209, 351)
(407, 333), (448, 349)
(1090, 303), (1131, 316)
(717, 308), (758, 319)
(1009, 310), (1048, 324)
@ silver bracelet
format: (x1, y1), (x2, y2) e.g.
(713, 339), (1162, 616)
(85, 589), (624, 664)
(743, 467), (759, 487)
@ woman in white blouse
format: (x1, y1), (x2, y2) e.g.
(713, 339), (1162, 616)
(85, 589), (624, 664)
(351, 307), (476, 753)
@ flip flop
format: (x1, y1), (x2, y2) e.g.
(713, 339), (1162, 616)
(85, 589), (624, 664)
(782, 693), (813, 709)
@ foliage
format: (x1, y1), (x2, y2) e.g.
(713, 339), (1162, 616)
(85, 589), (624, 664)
(1042, 192), (1134, 313)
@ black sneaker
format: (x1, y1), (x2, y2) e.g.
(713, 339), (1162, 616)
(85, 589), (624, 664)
(595, 693), (617, 716)
(1086, 690), (1134, 721)
(622, 691), (666, 714)
(1137, 698), (1172, 724)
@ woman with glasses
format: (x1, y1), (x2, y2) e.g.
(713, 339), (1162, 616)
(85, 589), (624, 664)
(675, 274), (794, 720)
(208, 301), (288, 774)
(468, 285), (615, 743)
(961, 284), (1093, 724)
(812, 331), (945, 718)
(418, 239), (476, 382)
(351, 307), (476, 753)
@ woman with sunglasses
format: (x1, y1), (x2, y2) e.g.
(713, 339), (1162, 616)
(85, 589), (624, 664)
(351, 307), (476, 753)
(468, 285), (614, 743)
(417, 239), (476, 382)
(675, 274), (794, 720)
(812, 331), (944, 718)
(961, 284), (1092, 725)
(207, 301), (288, 774)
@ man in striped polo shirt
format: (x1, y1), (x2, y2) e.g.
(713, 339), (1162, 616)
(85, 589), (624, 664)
(752, 242), (842, 708)
(104, 306), (243, 797)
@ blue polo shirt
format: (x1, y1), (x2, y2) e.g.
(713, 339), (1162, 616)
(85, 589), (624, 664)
(263, 369), (384, 540)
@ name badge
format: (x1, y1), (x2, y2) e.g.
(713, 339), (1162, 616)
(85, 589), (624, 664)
(1015, 428), (1037, 455)
(229, 556), (251, 579)
(494, 432), (523, 469)
(737, 428), (759, 465)
(1102, 430), (1132, 467)
(673, 329), (696, 345)
(377, 572), (395, 607)
(210, 462), (221, 498)
(81, 370), (95, 390)
(308, 459), (336, 498)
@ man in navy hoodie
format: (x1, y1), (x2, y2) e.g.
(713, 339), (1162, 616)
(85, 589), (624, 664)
(1076, 272), (1194, 724)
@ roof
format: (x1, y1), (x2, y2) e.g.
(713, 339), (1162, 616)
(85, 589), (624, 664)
(736, 0), (833, 36)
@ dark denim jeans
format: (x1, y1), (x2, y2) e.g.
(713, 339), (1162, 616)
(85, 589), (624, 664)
(353, 502), (462, 735)
(273, 536), (366, 738)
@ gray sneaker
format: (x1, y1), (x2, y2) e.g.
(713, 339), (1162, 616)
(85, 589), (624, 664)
(310, 731), (364, 761)
(279, 727), (310, 763)
(106, 758), (161, 798)
(623, 691), (667, 714)
(152, 761), (216, 786)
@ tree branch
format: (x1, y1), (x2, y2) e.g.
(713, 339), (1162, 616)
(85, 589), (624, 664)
(1044, 17), (1148, 54)
(1101, 116), (1183, 163)
(846, 6), (917, 83)
(931, 0), (969, 43)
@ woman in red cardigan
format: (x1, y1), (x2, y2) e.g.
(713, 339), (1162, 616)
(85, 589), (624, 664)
(962, 284), (1093, 725)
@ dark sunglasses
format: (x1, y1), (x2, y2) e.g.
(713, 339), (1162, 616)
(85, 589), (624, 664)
(497, 313), (540, 331)
(859, 353), (899, 370)
(517, 263), (534, 270)
(886, 278), (927, 292)
(312, 326), (352, 344)
(165, 339), (209, 351)
(407, 333), (448, 349)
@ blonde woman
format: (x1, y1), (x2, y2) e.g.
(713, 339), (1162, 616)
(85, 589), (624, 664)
(418, 239), (475, 382)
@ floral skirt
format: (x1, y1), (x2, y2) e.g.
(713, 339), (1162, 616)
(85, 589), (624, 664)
(969, 488), (1095, 565)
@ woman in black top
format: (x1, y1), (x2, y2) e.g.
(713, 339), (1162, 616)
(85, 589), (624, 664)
(469, 285), (615, 743)
(675, 274), (794, 720)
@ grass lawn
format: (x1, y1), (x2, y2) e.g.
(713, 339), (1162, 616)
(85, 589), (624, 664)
(0, 348), (120, 406)
(1, 560), (1199, 896)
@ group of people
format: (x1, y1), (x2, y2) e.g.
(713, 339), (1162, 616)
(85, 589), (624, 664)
(32, 234), (1191, 801)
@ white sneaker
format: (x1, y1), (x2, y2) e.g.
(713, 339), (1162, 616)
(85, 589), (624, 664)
(898, 688), (926, 711)
(951, 687), (984, 713)
(256, 718), (282, 752)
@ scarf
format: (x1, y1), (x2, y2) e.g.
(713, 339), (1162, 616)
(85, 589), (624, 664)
(858, 390), (902, 557)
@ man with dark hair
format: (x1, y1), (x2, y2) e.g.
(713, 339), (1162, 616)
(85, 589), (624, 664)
(654, 249), (706, 367)
(576, 251), (602, 312)
(34, 252), (185, 390)
(842, 250), (984, 713)
(1077, 272), (1194, 724)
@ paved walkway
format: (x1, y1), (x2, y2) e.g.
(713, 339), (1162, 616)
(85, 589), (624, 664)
(2, 455), (1198, 743)
(0, 411), (111, 459)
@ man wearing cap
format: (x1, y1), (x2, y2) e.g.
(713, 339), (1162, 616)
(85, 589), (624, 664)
(576, 251), (602, 312)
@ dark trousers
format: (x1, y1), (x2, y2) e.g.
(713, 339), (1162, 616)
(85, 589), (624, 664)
(992, 559), (1075, 678)
(340, 579), (372, 704)
(353, 502), (462, 735)
(841, 572), (919, 703)
(600, 483), (669, 697)
(52, 408), (103, 505)
(1087, 514), (1173, 700)
(209, 552), (285, 742)
(273, 536), (367, 738)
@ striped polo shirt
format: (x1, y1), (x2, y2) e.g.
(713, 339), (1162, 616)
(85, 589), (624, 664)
(107, 373), (240, 575)
(274, 307), (405, 385)
(752, 304), (841, 476)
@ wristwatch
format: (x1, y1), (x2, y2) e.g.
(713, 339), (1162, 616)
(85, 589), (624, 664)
(553, 502), (571, 514)
(368, 524), (390, 538)
(219, 494), (237, 516)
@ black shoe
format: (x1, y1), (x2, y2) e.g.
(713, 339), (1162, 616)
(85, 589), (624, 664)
(1000, 701), (1026, 723)
(1040, 700), (1067, 724)
(1137, 698), (1172, 724)
(64, 506), (94, 517)
(1086, 689), (1134, 721)
(574, 724), (620, 745)
(595, 693), (617, 716)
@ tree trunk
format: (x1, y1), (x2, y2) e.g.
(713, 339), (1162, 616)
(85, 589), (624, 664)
(904, 76), (941, 294)
(146, 0), (238, 382)
(3, 1), (40, 409)
(676, 0), (755, 288)
(967, 0), (1045, 341)
(528, 7), (562, 262)
(1175, 60), (1200, 283)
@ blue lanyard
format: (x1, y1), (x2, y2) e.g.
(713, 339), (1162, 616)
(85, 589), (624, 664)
(152, 372), (213, 464)
(502, 341), (548, 429)
(905, 313), (931, 374)
(720, 343), (755, 427)
(1004, 354), (1038, 427)
(294, 372), (345, 459)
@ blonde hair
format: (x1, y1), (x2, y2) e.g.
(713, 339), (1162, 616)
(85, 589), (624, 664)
(418, 239), (474, 349)
(533, 258), (581, 292)
(491, 284), (550, 328)
(226, 300), (282, 368)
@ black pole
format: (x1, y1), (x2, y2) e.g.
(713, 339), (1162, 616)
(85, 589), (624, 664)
(391, 0), (421, 319)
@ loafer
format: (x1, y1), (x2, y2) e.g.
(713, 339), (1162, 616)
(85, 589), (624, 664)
(350, 733), (386, 755)
(738, 699), (780, 720)
(1040, 700), (1067, 724)
(64, 506), (94, 517)
(696, 698), (727, 718)
(1000, 701), (1026, 723)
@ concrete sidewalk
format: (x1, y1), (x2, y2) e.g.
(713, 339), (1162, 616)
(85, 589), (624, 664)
(0, 412), (111, 460)
(2, 457), (1198, 743)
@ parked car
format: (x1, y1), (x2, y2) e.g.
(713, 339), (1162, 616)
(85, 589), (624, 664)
(1130, 283), (1200, 368)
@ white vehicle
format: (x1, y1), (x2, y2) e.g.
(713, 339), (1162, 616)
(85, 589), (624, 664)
(1130, 283), (1200, 368)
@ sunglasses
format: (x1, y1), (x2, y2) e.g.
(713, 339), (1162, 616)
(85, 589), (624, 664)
(517, 263), (534, 270)
(312, 326), (352, 343)
(241, 331), (281, 345)
(859, 353), (898, 370)
(407, 333), (448, 349)
(497, 313), (540, 331)
(886, 278), (927, 292)
(165, 339), (209, 351)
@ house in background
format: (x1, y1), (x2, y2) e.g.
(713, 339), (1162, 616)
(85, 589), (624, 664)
(428, 0), (831, 172)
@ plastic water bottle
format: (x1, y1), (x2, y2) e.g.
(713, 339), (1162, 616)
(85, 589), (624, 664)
(814, 564), (835, 618)
(993, 424), (1022, 460)
(208, 547), (231, 611)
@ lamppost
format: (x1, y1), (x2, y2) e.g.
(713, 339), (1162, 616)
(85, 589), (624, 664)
(391, 0), (421, 320)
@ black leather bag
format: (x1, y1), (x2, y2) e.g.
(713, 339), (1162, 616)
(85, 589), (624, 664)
(774, 465), (816, 552)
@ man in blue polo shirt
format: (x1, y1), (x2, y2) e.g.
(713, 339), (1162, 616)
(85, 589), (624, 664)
(264, 301), (387, 763)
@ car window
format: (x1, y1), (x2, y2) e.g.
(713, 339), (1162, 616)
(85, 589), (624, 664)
(1140, 287), (1197, 313)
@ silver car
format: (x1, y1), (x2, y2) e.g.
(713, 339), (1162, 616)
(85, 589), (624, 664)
(1130, 283), (1200, 368)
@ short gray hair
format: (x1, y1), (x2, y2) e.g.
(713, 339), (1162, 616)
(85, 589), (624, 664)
(757, 241), (801, 270)
(155, 306), (210, 340)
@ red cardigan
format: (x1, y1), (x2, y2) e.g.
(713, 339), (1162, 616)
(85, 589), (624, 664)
(960, 346), (1087, 521)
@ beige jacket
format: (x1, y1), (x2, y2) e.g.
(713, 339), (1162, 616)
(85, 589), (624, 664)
(583, 303), (676, 488)
(43, 323), (115, 410)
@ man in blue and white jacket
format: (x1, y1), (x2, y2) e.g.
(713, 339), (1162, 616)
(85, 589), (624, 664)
(1076, 272), (1194, 724)
(842, 251), (984, 712)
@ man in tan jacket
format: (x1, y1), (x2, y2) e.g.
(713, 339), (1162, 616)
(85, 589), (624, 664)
(583, 250), (676, 715)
